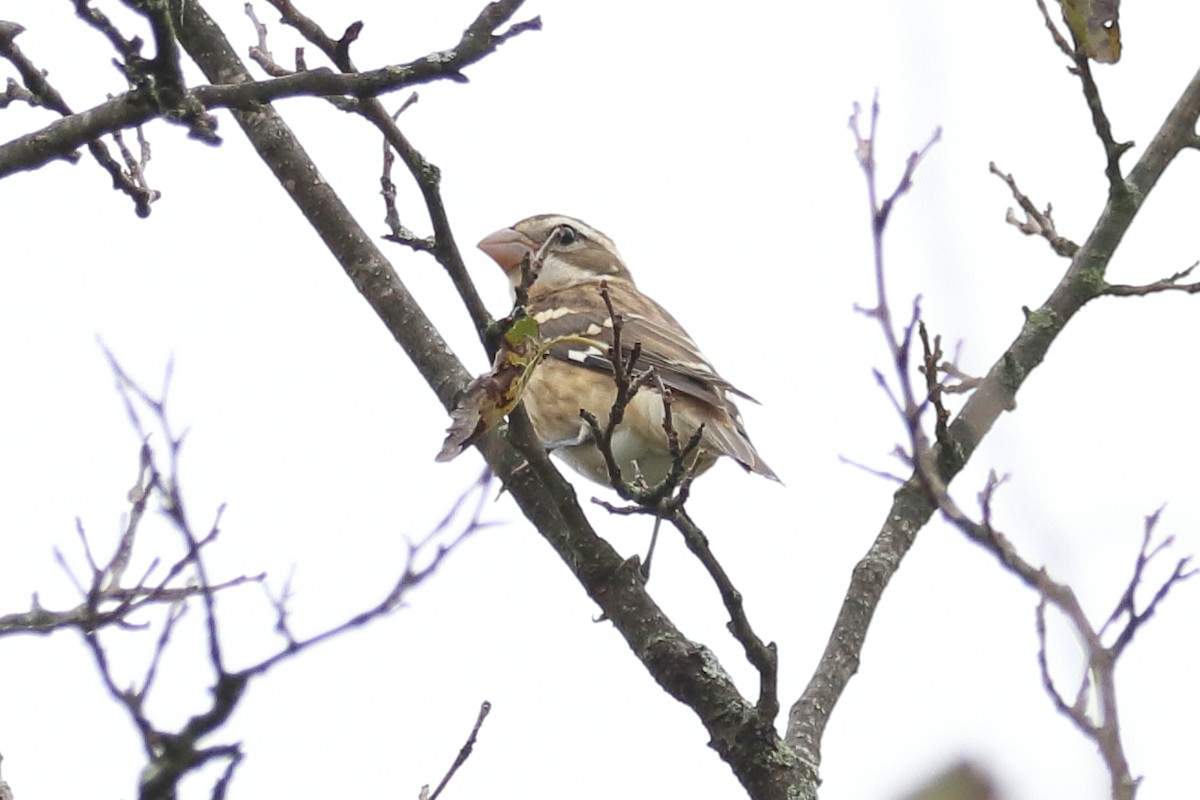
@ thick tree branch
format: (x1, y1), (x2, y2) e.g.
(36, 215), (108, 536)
(166, 3), (813, 797)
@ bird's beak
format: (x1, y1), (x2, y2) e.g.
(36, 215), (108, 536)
(478, 227), (535, 274)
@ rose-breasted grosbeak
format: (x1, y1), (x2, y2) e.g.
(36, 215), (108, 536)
(478, 214), (777, 487)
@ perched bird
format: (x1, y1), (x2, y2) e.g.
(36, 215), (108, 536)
(477, 214), (777, 487)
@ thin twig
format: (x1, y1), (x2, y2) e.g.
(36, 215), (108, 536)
(257, 0), (535, 342)
(426, 701), (492, 800)
(1103, 262), (1200, 296)
(989, 161), (1079, 257)
(1032, 0), (1132, 192)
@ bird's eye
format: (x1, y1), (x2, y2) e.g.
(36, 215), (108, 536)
(555, 225), (578, 246)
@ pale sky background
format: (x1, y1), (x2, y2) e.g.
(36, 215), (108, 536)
(2, 2), (1199, 799)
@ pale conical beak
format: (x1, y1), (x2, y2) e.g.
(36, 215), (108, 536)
(477, 227), (536, 274)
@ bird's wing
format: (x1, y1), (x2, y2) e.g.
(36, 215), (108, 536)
(529, 281), (756, 410)
(529, 281), (778, 481)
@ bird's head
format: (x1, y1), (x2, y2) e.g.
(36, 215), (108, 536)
(478, 214), (634, 299)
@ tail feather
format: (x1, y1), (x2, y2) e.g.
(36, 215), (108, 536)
(703, 414), (780, 483)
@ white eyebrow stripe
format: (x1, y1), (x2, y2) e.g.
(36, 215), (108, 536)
(531, 216), (613, 246)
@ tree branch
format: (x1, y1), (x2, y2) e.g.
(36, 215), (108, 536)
(0, 18), (159, 213)
(0, 6), (539, 180)
(1034, 0), (1133, 192)
(76, 354), (496, 800)
(788, 66), (1200, 770)
(1102, 262), (1200, 296)
(167, 2), (814, 797)
(989, 161), (1079, 257)
(425, 701), (492, 800)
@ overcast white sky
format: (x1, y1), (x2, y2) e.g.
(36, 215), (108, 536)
(2, 2), (1199, 799)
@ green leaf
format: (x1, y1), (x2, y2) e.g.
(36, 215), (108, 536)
(505, 316), (540, 345)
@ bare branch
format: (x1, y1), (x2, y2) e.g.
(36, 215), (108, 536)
(1034, 0), (1076, 58)
(65, 352), (494, 800)
(0, 4), (542, 182)
(426, 701), (492, 800)
(69, 0), (142, 63)
(989, 161), (1079, 257)
(1103, 262), (1200, 296)
(1, 74), (41, 109)
(791, 62), (1200, 771)
(1102, 509), (1197, 658)
(670, 506), (780, 720)
(835, 84), (1197, 800)
(247, 0), (524, 341)
(0, 18), (158, 213)
(245, 3), (292, 77)
(1032, 0), (1133, 190)
(790, 104), (945, 765)
(149, 2), (818, 795)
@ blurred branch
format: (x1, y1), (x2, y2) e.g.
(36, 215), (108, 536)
(1100, 508), (1196, 658)
(789, 99), (945, 766)
(818, 84), (1197, 799)
(939, 481), (1193, 800)
(0, 752), (12, 800)
(255, 464), (496, 673)
(789, 67), (1200, 772)
(424, 701), (492, 800)
(848, 94), (943, 446)
(79, 353), (493, 800)
(0, 426), (261, 641)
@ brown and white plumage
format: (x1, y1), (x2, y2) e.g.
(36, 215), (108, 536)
(478, 214), (777, 486)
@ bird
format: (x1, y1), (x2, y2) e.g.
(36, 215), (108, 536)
(477, 214), (777, 488)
